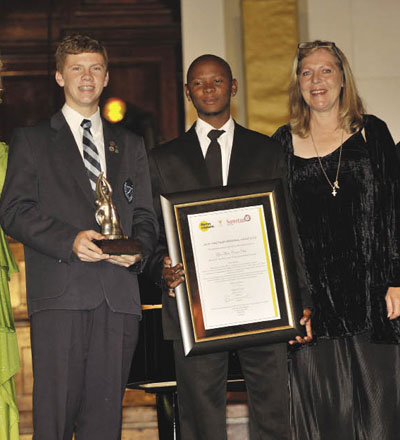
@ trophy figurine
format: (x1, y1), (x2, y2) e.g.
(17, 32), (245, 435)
(94, 172), (141, 255)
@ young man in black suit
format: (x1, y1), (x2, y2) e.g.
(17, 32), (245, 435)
(148, 54), (311, 440)
(0, 35), (158, 439)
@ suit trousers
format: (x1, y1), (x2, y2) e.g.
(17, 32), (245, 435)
(173, 340), (290, 440)
(30, 301), (140, 440)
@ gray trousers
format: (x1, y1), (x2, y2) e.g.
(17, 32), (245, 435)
(30, 301), (139, 440)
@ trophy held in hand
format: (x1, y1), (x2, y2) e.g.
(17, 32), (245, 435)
(94, 172), (141, 255)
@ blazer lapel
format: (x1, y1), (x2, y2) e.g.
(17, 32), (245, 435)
(227, 122), (248, 185)
(181, 124), (209, 187)
(103, 120), (123, 191)
(50, 111), (95, 204)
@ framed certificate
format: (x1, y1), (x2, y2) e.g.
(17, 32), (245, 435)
(161, 179), (305, 356)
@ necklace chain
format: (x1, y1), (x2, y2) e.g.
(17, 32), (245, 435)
(310, 129), (344, 197)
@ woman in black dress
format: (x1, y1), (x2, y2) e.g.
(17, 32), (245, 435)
(273, 41), (400, 440)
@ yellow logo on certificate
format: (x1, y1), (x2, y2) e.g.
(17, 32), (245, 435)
(199, 221), (213, 231)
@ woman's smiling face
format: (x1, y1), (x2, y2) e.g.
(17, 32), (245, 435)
(299, 48), (343, 115)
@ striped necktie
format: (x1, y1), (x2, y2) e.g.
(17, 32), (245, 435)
(205, 129), (225, 186)
(81, 119), (101, 191)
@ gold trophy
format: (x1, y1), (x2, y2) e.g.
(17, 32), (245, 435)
(94, 172), (141, 255)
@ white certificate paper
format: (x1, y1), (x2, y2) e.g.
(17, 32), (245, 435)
(187, 205), (280, 330)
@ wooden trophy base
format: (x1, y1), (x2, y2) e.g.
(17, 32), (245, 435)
(94, 237), (142, 255)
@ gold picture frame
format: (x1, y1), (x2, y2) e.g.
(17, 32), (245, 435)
(161, 179), (305, 356)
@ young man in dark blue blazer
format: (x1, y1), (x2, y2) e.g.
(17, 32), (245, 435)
(0, 35), (158, 439)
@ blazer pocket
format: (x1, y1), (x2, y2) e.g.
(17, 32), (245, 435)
(25, 251), (70, 301)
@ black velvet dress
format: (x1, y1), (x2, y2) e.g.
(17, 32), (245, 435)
(273, 115), (400, 440)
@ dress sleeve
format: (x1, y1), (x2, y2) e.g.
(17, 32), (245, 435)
(365, 115), (400, 286)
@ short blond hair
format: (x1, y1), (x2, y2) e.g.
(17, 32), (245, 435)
(289, 41), (365, 137)
(55, 34), (108, 73)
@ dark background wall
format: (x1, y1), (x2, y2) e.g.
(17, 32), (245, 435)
(0, 0), (183, 147)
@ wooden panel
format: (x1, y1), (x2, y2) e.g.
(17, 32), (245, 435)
(0, 0), (183, 144)
(8, 242), (28, 320)
(0, 76), (63, 143)
(14, 324), (33, 413)
(102, 49), (182, 144)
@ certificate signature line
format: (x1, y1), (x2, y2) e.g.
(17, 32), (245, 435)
(210, 301), (273, 311)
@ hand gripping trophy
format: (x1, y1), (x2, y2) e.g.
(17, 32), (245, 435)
(94, 172), (141, 255)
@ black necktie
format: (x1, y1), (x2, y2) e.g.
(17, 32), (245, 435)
(205, 129), (225, 186)
(81, 119), (102, 191)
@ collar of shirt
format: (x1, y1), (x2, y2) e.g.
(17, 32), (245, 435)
(61, 104), (107, 176)
(195, 117), (235, 186)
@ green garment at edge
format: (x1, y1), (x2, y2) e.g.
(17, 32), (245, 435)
(0, 142), (20, 440)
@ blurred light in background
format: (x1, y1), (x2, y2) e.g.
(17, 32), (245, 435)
(103, 97), (127, 123)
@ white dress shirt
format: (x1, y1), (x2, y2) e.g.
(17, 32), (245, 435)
(62, 104), (107, 176)
(195, 117), (235, 186)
